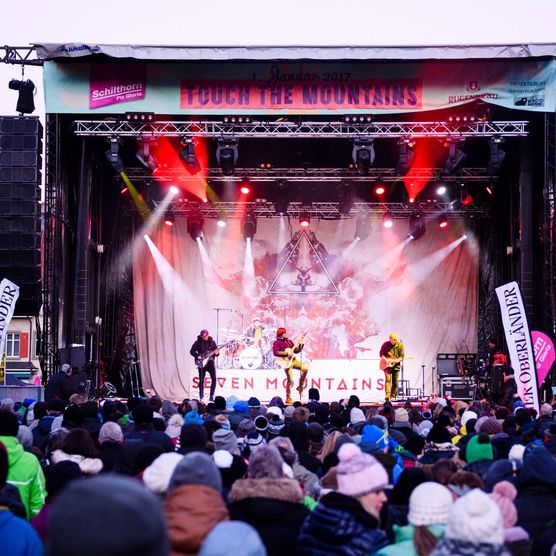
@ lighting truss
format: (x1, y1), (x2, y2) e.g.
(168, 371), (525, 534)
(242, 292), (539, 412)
(152, 200), (489, 220)
(121, 166), (494, 183)
(1, 45), (42, 66)
(74, 119), (528, 138)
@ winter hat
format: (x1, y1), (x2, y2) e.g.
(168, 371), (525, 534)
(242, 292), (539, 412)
(233, 401), (249, 415)
(99, 422), (124, 445)
(132, 403), (153, 425)
(267, 414), (285, 436)
(266, 406), (283, 419)
(183, 410), (204, 426)
(244, 431), (265, 452)
(426, 424), (452, 444)
(283, 406), (295, 419)
(254, 415), (268, 433)
(466, 433), (494, 464)
(213, 396), (227, 411)
(46, 475), (168, 556)
(45, 461), (83, 502)
(247, 397), (261, 409)
(213, 451), (248, 489)
(169, 451), (222, 493)
(237, 418), (256, 437)
(268, 396), (285, 409)
(483, 460), (516, 493)
(408, 482), (453, 526)
(445, 488), (504, 545)
(143, 453), (184, 494)
(0, 398), (15, 412)
(214, 414), (231, 430)
(16, 425), (33, 449)
(394, 407), (409, 423)
(337, 443), (390, 497)
(307, 422), (324, 443)
(461, 410), (478, 427)
(478, 416), (503, 436)
(248, 445), (284, 479)
(199, 521), (266, 556)
(350, 407), (365, 425)
(368, 415), (388, 430)
(213, 429), (239, 454)
(416, 420), (433, 438)
(360, 424), (389, 454)
(489, 481), (518, 528)
(508, 444), (525, 465)
(226, 395), (239, 411)
(540, 403), (553, 417)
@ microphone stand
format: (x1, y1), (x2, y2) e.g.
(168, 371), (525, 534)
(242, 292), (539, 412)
(212, 307), (233, 346)
(421, 364), (426, 398)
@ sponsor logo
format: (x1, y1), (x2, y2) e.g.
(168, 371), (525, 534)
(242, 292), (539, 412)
(514, 95), (545, 107)
(466, 81), (480, 92)
(89, 64), (146, 109)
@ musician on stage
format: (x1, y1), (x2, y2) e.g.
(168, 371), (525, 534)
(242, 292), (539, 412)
(245, 317), (267, 349)
(487, 338), (508, 401)
(379, 332), (404, 401)
(190, 329), (219, 401)
(273, 327), (308, 405)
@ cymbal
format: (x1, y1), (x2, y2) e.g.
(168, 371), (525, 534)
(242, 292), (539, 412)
(220, 328), (239, 334)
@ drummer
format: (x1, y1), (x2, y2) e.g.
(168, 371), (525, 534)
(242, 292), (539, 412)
(245, 317), (268, 349)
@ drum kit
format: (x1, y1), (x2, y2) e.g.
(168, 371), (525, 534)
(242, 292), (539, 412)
(218, 327), (276, 370)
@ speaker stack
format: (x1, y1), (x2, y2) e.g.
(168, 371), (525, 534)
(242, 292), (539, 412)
(0, 116), (42, 316)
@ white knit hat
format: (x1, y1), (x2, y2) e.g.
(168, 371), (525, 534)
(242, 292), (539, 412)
(445, 488), (504, 545)
(460, 410), (478, 427)
(508, 444), (525, 465)
(143, 453), (184, 494)
(408, 482), (453, 526)
(350, 407), (365, 425)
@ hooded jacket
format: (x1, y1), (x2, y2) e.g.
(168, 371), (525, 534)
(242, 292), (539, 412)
(0, 435), (46, 520)
(50, 449), (104, 475)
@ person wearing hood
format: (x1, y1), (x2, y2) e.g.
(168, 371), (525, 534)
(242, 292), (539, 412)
(165, 452), (229, 555)
(50, 427), (104, 475)
(229, 444), (309, 556)
(360, 424), (403, 485)
(0, 411), (45, 520)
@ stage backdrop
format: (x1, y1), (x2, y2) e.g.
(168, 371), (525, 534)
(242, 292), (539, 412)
(133, 217), (478, 401)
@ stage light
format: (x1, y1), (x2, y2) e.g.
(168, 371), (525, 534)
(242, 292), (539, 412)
(443, 140), (467, 175)
(408, 213), (426, 240)
(355, 214), (371, 241)
(187, 212), (204, 241)
(120, 187), (128, 195)
(462, 234), (468, 240)
(164, 214), (175, 227)
(299, 213), (310, 228)
(486, 184), (495, 195)
(437, 213), (448, 229)
(352, 138), (375, 175)
(383, 213), (394, 228)
(169, 185), (179, 195)
(136, 140), (159, 172)
(240, 177), (251, 195)
(337, 184), (354, 216)
(486, 136), (506, 175)
(125, 112), (154, 122)
(242, 212), (257, 241)
(179, 139), (201, 175)
(436, 185), (447, 196)
(374, 185), (386, 196)
(8, 78), (35, 114)
(216, 137), (239, 176)
(273, 181), (290, 215)
(105, 137), (124, 173)
(217, 218), (227, 228)
(396, 138), (415, 176)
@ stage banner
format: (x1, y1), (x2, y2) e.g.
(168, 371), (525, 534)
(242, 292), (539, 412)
(531, 330), (556, 387)
(189, 360), (386, 403)
(43, 58), (556, 114)
(495, 281), (539, 411)
(0, 279), (20, 359)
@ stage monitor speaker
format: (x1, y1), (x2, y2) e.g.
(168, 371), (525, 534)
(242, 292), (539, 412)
(0, 116), (42, 316)
(58, 346), (86, 372)
(436, 353), (459, 376)
(440, 377), (474, 400)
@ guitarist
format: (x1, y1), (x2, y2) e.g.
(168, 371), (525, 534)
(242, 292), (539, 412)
(272, 327), (308, 405)
(190, 329), (220, 401)
(379, 332), (404, 401)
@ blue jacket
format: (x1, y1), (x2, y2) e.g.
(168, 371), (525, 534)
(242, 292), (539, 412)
(297, 492), (388, 556)
(0, 510), (43, 555)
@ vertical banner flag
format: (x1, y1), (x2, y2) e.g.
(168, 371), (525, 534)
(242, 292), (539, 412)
(495, 281), (539, 411)
(531, 330), (556, 387)
(0, 279), (20, 360)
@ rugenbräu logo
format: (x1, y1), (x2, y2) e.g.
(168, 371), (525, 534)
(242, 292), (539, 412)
(89, 63), (146, 109)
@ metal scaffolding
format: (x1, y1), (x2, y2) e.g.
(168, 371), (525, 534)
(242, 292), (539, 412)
(545, 114), (556, 336)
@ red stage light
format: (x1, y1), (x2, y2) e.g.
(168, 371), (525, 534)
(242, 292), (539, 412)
(120, 187), (128, 195)
(438, 214), (448, 229)
(299, 213), (310, 228)
(375, 185), (385, 196)
(164, 218), (174, 227)
(409, 197), (415, 204)
(240, 185), (250, 194)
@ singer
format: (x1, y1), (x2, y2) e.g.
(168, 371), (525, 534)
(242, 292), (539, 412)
(379, 332), (405, 401)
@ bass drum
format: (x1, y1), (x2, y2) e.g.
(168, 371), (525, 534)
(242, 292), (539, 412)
(239, 346), (264, 369)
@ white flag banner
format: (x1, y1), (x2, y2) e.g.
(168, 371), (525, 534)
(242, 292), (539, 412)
(495, 281), (539, 412)
(0, 279), (20, 358)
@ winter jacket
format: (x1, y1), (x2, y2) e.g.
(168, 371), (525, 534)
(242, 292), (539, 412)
(229, 477), (309, 556)
(297, 491), (388, 556)
(430, 537), (510, 556)
(164, 484), (228, 555)
(0, 510), (44, 555)
(124, 424), (175, 452)
(376, 524), (444, 556)
(50, 449), (103, 475)
(0, 435), (46, 520)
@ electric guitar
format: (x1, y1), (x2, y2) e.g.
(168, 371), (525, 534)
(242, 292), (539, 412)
(275, 332), (308, 370)
(195, 342), (231, 368)
(379, 355), (404, 371)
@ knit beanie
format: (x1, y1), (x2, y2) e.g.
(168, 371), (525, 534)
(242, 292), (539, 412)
(233, 401), (249, 415)
(267, 414), (285, 436)
(336, 443), (390, 497)
(245, 431), (265, 453)
(99, 422), (124, 445)
(416, 420), (433, 438)
(199, 521), (266, 556)
(247, 397), (261, 409)
(477, 416), (503, 436)
(169, 452), (222, 493)
(16, 425), (33, 449)
(540, 403), (553, 417)
(214, 414), (231, 430)
(445, 488), (504, 545)
(360, 424), (389, 454)
(183, 410), (204, 426)
(394, 407), (409, 422)
(237, 418), (256, 437)
(254, 415), (268, 433)
(213, 428), (239, 454)
(266, 406), (283, 419)
(213, 396), (227, 411)
(460, 410), (478, 427)
(489, 481), (518, 528)
(143, 453), (184, 494)
(350, 407), (365, 425)
(508, 444), (525, 466)
(466, 433), (494, 464)
(226, 395), (239, 411)
(283, 406), (296, 419)
(408, 482), (453, 526)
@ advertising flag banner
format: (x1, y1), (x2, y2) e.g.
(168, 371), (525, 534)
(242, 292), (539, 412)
(531, 330), (556, 387)
(0, 278), (20, 359)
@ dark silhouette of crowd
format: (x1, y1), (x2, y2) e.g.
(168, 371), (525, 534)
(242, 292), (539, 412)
(1, 390), (556, 556)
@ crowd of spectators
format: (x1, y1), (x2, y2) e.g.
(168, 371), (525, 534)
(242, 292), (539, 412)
(1, 389), (556, 556)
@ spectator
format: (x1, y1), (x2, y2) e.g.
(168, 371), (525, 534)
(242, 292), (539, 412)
(142, 452), (184, 497)
(50, 428), (103, 475)
(124, 404), (174, 453)
(177, 423), (208, 455)
(98, 422), (124, 472)
(44, 364), (82, 404)
(199, 521), (267, 556)
(463, 434), (494, 480)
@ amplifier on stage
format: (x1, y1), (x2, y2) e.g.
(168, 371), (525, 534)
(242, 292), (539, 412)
(440, 377), (474, 400)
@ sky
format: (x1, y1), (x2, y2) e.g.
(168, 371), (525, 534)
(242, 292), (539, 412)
(1, 0), (556, 117)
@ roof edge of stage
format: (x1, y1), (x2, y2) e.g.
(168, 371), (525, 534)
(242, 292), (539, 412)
(34, 42), (556, 62)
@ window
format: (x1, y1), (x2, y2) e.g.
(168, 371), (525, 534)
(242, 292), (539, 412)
(6, 333), (20, 357)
